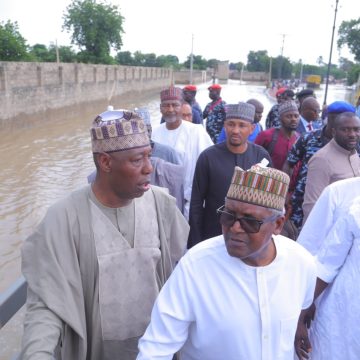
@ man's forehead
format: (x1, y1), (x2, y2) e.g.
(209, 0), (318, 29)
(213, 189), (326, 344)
(225, 198), (271, 215)
(282, 110), (299, 116)
(109, 145), (152, 157)
(225, 118), (252, 125)
(161, 99), (182, 104)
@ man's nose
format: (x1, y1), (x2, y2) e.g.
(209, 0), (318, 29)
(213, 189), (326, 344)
(230, 218), (246, 233)
(143, 157), (153, 174)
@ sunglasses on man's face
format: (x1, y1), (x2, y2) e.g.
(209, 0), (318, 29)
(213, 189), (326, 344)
(216, 205), (278, 233)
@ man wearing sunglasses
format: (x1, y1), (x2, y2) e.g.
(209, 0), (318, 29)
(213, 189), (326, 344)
(137, 164), (316, 360)
(20, 110), (189, 360)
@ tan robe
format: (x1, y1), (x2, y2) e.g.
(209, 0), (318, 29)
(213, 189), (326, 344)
(20, 185), (189, 360)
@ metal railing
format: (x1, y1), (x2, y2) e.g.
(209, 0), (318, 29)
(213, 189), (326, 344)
(0, 276), (27, 329)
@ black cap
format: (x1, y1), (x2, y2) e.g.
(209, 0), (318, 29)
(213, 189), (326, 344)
(296, 89), (314, 99)
(282, 89), (295, 99)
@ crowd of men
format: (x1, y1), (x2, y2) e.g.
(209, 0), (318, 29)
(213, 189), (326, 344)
(19, 82), (360, 360)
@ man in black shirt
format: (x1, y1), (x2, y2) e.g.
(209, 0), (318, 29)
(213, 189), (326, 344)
(188, 102), (272, 248)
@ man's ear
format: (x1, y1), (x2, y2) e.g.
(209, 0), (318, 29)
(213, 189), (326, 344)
(331, 127), (336, 138)
(273, 215), (285, 235)
(97, 152), (112, 173)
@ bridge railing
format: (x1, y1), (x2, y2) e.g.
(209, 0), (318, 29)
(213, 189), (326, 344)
(0, 276), (27, 359)
(0, 276), (27, 329)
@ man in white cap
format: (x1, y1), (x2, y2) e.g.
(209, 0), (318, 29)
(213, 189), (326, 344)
(20, 110), (189, 360)
(188, 102), (271, 248)
(152, 86), (213, 218)
(137, 165), (316, 360)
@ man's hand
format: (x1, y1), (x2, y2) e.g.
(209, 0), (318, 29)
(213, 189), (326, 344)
(295, 309), (312, 359)
(303, 302), (316, 328)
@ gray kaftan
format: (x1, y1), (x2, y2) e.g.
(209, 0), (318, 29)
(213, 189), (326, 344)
(21, 185), (188, 360)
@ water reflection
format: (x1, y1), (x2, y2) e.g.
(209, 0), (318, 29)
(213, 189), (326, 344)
(0, 81), (352, 292)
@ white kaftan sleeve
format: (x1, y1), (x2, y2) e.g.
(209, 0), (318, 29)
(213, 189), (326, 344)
(298, 183), (336, 255)
(137, 257), (195, 359)
(315, 209), (357, 283)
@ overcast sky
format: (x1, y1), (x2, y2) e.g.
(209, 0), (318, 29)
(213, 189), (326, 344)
(0, 0), (357, 65)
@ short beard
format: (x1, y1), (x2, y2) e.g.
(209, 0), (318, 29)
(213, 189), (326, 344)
(163, 115), (179, 124)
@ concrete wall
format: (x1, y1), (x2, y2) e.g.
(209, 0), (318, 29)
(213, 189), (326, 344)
(230, 70), (268, 82)
(0, 62), (173, 128)
(173, 70), (208, 84)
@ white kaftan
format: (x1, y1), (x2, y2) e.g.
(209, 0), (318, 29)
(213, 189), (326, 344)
(309, 199), (360, 360)
(137, 235), (316, 360)
(298, 177), (360, 255)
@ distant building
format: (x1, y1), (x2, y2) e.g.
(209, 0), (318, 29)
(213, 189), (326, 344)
(217, 61), (229, 81)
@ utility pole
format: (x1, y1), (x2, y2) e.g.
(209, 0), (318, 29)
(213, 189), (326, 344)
(299, 59), (303, 83)
(323, 0), (339, 106)
(190, 34), (194, 84)
(278, 34), (287, 79)
(280, 34), (286, 57)
(268, 57), (272, 86)
(55, 39), (60, 64)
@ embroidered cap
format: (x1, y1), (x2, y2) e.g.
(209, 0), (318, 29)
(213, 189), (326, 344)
(226, 164), (290, 211)
(160, 86), (183, 102)
(90, 110), (150, 153)
(225, 102), (255, 123)
(278, 100), (299, 116)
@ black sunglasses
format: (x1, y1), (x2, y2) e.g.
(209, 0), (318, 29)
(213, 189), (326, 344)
(216, 205), (279, 233)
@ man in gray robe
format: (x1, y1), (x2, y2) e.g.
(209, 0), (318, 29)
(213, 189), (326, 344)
(20, 109), (189, 360)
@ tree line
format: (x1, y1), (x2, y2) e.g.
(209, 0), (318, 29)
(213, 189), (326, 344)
(0, 0), (359, 85)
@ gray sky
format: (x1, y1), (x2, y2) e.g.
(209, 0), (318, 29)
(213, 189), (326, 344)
(0, 0), (356, 65)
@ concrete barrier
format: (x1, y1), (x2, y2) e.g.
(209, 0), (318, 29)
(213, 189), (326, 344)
(0, 62), (173, 128)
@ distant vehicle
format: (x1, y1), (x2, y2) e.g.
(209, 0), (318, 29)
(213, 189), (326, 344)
(306, 75), (321, 89)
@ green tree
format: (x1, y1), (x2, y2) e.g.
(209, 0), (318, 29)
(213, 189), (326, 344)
(317, 56), (325, 66)
(133, 51), (145, 66)
(143, 53), (157, 67)
(229, 62), (244, 71)
(116, 51), (134, 65)
(247, 50), (269, 72)
(207, 58), (219, 70)
(0, 20), (31, 61)
(339, 57), (354, 73)
(183, 54), (207, 70)
(156, 55), (179, 68)
(30, 44), (52, 62)
(272, 56), (292, 79)
(55, 45), (78, 63)
(338, 18), (360, 62)
(347, 63), (360, 85)
(30, 43), (78, 63)
(63, 0), (124, 64)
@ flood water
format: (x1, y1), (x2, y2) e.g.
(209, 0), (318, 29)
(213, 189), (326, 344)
(0, 80), (352, 359)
